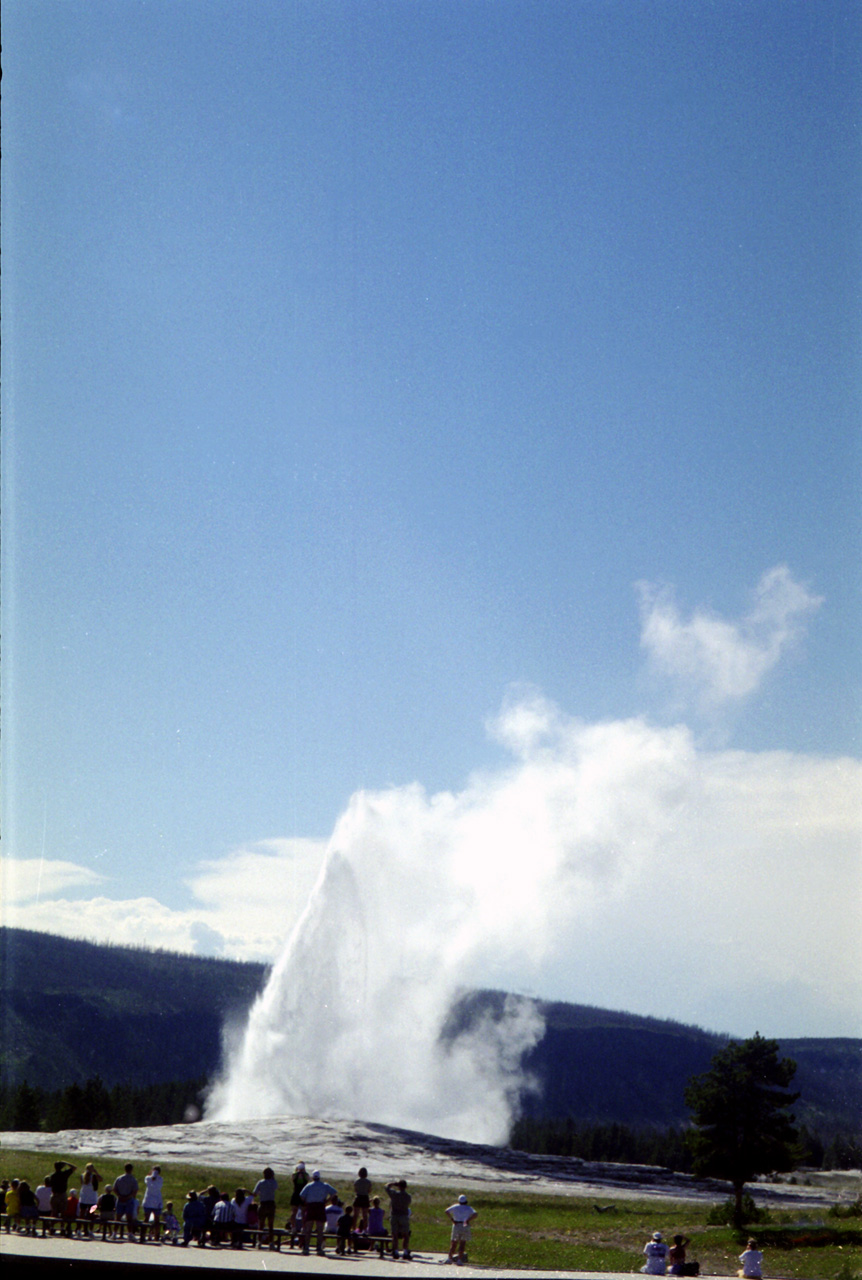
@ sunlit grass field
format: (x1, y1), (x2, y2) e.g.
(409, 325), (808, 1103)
(2, 1148), (859, 1278)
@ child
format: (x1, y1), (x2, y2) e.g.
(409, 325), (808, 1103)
(35, 1179), (53, 1220)
(163, 1201), (180, 1244)
(739, 1239), (763, 1278)
(368, 1196), (386, 1237)
(336, 1204), (354, 1255)
(325, 1194), (343, 1235)
(246, 1199), (259, 1233)
(6, 1180), (21, 1232)
(64, 1188), (79, 1237)
(96, 1184), (117, 1238)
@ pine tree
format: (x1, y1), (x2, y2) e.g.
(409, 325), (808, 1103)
(11, 1080), (43, 1131)
(685, 1033), (799, 1226)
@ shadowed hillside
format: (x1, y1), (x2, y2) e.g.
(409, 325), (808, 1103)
(0, 928), (267, 1089)
(2, 929), (859, 1140)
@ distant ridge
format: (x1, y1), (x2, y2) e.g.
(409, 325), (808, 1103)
(2, 928), (859, 1134)
(0, 927), (266, 1090)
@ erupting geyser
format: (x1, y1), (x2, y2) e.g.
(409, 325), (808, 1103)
(207, 692), (691, 1143)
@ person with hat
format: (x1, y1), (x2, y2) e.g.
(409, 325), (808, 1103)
(299, 1170), (338, 1256)
(642, 1230), (669, 1274)
(445, 1194), (477, 1265)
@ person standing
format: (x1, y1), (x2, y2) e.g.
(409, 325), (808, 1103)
(299, 1170), (338, 1256)
(445, 1194), (477, 1265)
(253, 1166), (278, 1245)
(77, 1164), (102, 1236)
(385, 1179), (412, 1260)
(113, 1163), (139, 1241)
(288, 1162), (307, 1239)
(353, 1166), (372, 1233)
(142, 1165), (164, 1238)
(48, 1161), (77, 1219)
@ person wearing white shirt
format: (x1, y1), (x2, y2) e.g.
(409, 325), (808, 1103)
(642, 1231), (669, 1274)
(739, 1240), (763, 1278)
(141, 1166), (163, 1239)
(445, 1195), (477, 1265)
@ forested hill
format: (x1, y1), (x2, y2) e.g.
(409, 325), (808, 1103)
(0, 928), (267, 1090)
(448, 989), (862, 1137)
(2, 929), (859, 1138)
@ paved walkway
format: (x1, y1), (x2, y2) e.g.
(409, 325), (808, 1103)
(0, 1231), (724, 1279)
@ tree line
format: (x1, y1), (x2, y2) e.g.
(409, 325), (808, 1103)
(0, 1075), (208, 1133)
(508, 1115), (860, 1172)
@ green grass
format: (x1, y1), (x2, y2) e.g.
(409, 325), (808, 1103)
(2, 1148), (860, 1277)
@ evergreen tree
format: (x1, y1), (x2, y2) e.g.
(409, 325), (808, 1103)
(685, 1033), (799, 1226)
(11, 1080), (43, 1131)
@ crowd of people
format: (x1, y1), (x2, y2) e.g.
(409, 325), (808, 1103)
(0, 1158), (480, 1263)
(1, 1162), (769, 1274)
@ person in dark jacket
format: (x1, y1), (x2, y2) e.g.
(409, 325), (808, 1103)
(182, 1190), (207, 1247)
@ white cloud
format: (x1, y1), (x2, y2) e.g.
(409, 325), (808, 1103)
(1, 838), (327, 962)
(1, 858), (105, 904)
(637, 565), (823, 710)
(2, 894), (206, 953)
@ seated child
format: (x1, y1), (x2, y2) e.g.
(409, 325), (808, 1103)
(63, 1189), (79, 1237)
(35, 1180), (53, 1222)
(325, 1195), (343, 1234)
(163, 1201), (180, 1244)
(96, 1185), (117, 1237)
(6, 1181), (21, 1232)
(336, 1205), (354, 1255)
(368, 1197), (386, 1236)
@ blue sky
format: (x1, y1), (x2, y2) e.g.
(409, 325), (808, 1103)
(3, 1), (860, 1038)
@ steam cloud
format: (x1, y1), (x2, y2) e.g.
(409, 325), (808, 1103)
(208, 691), (694, 1142)
(638, 565), (822, 709)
